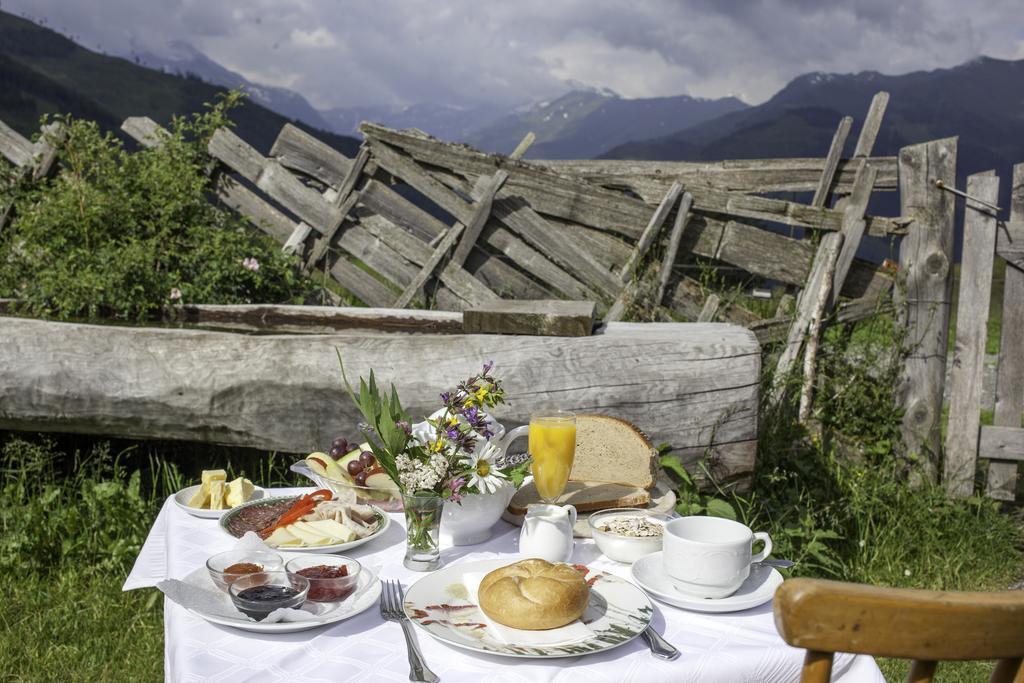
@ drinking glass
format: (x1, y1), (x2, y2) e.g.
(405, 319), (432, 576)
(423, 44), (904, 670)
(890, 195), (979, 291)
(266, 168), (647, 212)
(528, 411), (577, 504)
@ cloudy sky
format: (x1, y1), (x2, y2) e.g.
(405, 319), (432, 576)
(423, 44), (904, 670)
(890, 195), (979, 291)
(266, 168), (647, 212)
(8, 0), (1024, 109)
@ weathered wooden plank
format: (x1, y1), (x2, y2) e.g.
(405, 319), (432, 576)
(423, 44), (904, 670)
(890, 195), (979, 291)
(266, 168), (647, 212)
(988, 164), (1024, 500)
(979, 426), (1024, 463)
(305, 145), (370, 270)
(667, 276), (763, 326)
(620, 181), (683, 282)
(283, 222), (312, 255)
(122, 116), (169, 148)
(532, 156), (899, 197)
(604, 281), (638, 323)
(895, 138), (958, 484)
(811, 116), (853, 208)
(450, 170), (508, 267)
(829, 165), (878, 308)
(655, 192), (694, 306)
(0, 317), (760, 489)
(172, 304), (464, 335)
(945, 172), (1000, 498)
(751, 295), (889, 345)
(510, 132), (535, 160)
(463, 300), (596, 337)
(394, 224), (466, 308)
(997, 234), (1024, 272)
(327, 256), (395, 307)
(0, 119), (33, 167)
(771, 231), (844, 404)
(213, 175), (297, 242)
(271, 123), (355, 186)
(31, 122), (66, 182)
(360, 123), (904, 238)
(476, 222), (592, 300)
(697, 295), (721, 323)
(852, 92), (890, 159)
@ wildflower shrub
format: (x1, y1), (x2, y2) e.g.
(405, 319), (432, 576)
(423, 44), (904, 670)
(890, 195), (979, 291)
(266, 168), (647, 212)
(0, 94), (309, 321)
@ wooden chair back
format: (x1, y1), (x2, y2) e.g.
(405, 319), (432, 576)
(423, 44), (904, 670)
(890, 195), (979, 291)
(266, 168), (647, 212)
(773, 578), (1024, 683)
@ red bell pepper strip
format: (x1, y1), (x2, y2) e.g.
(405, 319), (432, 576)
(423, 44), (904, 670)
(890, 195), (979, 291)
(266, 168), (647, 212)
(258, 489), (333, 538)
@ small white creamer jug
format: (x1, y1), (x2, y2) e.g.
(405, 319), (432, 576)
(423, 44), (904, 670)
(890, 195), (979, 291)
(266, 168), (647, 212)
(519, 503), (576, 563)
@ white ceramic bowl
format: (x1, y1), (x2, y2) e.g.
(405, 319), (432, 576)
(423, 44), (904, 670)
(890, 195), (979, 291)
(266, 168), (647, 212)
(588, 508), (671, 564)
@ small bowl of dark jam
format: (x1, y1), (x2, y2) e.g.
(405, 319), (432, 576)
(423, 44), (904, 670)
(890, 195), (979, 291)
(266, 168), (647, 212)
(229, 571), (309, 621)
(206, 550), (284, 592)
(285, 555), (361, 603)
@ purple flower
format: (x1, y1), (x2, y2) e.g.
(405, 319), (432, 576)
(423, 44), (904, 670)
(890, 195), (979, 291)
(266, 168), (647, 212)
(396, 420), (411, 435)
(482, 360), (494, 374)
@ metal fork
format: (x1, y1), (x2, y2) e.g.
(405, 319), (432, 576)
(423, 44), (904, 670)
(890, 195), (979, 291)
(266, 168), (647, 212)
(380, 579), (439, 683)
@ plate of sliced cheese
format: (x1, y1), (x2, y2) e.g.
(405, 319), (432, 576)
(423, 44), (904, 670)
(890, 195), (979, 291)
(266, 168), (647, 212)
(174, 469), (264, 519)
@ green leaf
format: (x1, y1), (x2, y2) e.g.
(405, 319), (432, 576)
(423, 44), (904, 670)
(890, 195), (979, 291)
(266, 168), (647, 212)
(705, 498), (737, 520)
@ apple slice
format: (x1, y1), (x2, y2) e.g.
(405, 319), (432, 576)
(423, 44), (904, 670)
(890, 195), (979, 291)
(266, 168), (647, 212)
(364, 469), (400, 501)
(306, 451), (347, 481)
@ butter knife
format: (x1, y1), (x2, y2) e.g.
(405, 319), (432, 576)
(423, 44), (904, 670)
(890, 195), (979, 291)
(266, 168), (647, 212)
(640, 625), (679, 660)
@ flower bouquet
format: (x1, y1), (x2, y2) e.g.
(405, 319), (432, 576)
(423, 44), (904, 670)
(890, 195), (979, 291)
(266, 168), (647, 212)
(340, 358), (529, 570)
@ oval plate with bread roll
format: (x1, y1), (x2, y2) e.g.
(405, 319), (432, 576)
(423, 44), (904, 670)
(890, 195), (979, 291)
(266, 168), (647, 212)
(502, 414), (677, 537)
(403, 558), (653, 658)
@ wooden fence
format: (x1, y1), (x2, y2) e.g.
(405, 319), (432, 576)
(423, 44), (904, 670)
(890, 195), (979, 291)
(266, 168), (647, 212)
(0, 90), (1020, 501)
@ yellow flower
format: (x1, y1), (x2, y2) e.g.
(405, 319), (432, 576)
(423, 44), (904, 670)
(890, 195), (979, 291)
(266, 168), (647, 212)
(430, 438), (445, 453)
(474, 386), (488, 402)
(447, 416), (458, 427)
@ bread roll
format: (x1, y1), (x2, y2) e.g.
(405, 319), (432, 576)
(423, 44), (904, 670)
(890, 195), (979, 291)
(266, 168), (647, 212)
(478, 559), (589, 630)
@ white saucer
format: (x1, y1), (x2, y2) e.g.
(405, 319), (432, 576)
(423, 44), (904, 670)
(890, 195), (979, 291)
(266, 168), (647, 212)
(173, 485), (265, 519)
(631, 551), (783, 613)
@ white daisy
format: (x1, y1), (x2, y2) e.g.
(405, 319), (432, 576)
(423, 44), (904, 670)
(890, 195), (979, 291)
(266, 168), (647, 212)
(462, 441), (507, 494)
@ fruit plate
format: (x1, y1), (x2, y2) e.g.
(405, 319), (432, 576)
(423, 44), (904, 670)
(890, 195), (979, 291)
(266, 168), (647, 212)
(179, 558), (381, 633)
(403, 558), (653, 658)
(173, 484), (265, 519)
(219, 495), (391, 554)
(290, 460), (403, 512)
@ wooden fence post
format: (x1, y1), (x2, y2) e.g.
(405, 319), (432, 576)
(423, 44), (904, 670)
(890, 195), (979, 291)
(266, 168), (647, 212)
(987, 163), (1024, 500)
(944, 171), (1000, 497)
(895, 137), (958, 484)
(655, 191), (694, 307)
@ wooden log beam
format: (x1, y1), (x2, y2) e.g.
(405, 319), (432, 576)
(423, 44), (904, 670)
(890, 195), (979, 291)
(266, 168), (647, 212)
(359, 123), (905, 238)
(988, 164), (1024, 500)
(895, 138), (958, 484)
(532, 156), (899, 197)
(171, 304), (464, 335)
(619, 181), (683, 283)
(463, 300), (596, 337)
(0, 317), (761, 491)
(945, 172), (1000, 498)
(655, 192), (694, 306)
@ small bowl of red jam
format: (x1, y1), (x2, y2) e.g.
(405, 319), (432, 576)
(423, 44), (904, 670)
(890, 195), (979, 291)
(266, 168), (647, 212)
(229, 571), (310, 621)
(285, 555), (361, 603)
(206, 550), (284, 592)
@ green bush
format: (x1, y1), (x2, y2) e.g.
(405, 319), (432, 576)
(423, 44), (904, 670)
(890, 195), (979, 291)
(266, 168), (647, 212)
(0, 93), (310, 321)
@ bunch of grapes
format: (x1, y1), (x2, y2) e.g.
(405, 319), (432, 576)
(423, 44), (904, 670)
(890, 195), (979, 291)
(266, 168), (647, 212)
(329, 436), (377, 486)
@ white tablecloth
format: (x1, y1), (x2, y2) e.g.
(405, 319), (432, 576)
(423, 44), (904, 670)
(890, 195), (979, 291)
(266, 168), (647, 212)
(125, 488), (884, 682)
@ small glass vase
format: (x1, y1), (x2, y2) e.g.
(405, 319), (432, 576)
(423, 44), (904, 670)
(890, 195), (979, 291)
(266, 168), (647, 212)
(402, 493), (443, 571)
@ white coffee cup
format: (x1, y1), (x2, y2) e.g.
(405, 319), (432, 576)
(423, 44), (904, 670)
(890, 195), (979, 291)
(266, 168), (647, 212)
(662, 516), (772, 599)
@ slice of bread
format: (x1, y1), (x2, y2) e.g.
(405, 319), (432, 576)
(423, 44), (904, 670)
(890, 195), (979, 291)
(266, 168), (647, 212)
(507, 480), (651, 516)
(570, 414), (657, 490)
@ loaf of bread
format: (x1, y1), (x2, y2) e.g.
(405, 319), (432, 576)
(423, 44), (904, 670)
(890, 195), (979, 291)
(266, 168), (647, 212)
(570, 414), (657, 489)
(507, 480), (650, 516)
(478, 559), (589, 630)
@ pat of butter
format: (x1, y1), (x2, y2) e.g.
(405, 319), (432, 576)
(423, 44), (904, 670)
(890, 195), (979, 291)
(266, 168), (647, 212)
(208, 480), (226, 510)
(186, 483), (209, 508)
(225, 477), (254, 508)
(201, 469), (226, 486)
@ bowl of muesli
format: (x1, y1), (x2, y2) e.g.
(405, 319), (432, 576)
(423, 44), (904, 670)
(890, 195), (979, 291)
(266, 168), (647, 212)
(588, 508), (672, 564)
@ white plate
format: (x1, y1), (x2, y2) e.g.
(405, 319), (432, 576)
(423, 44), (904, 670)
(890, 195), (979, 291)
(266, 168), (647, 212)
(631, 551), (783, 613)
(404, 558), (653, 658)
(174, 484), (266, 519)
(182, 560), (381, 633)
(219, 495), (391, 554)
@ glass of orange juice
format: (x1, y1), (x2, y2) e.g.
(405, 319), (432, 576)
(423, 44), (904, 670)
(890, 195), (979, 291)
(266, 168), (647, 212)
(528, 411), (577, 503)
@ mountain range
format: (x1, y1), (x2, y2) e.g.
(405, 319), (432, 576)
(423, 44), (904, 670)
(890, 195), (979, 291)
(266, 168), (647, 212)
(0, 11), (359, 156)
(4, 9), (1024, 214)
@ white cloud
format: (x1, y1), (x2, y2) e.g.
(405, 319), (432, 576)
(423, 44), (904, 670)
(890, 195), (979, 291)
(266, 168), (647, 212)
(5, 0), (1024, 109)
